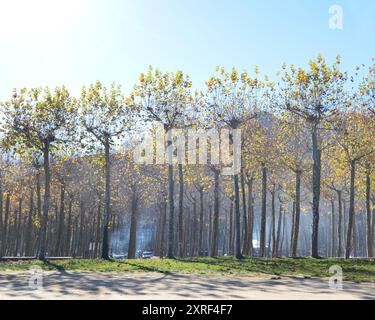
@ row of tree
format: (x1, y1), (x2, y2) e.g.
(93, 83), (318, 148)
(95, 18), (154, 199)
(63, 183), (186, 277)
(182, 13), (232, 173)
(0, 54), (374, 260)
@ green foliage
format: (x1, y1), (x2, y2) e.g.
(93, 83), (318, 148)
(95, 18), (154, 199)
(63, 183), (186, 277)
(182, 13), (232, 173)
(78, 81), (137, 152)
(280, 54), (347, 122)
(131, 66), (193, 129)
(204, 66), (267, 128)
(0, 86), (74, 155)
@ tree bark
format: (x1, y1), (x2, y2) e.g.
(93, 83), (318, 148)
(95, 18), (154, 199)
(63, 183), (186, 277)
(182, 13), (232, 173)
(292, 170), (302, 258)
(271, 188), (277, 258)
(0, 173), (3, 257)
(311, 125), (321, 258)
(211, 169), (220, 257)
(34, 169), (42, 256)
(191, 199), (197, 256)
(156, 199), (167, 257)
(233, 173), (243, 259)
(38, 143), (51, 260)
(198, 188), (204, 256)
(280, 209), (286, 257)
(2, 193), (10, 256)
(241, 170), (248, 255)
(260, 164), (267, 257)
(276, 204), (283, 257)
(65, 196), (73, 257)
(247, 178), (254, 256)
(290, 201), (295, 254)
(337, 190), (343, 257)
(78, 202), (85, 257)
(166, 129), (175, 258)
(229, 200), (234, 255)
(101, 137), (111, 260)
(15, 198), (23, 256)
(55, 182), (65, 256)
(24, 190), (34, 257)
(366, 171), (373, 257)
(128, 187), (138, 259)
(331, 200), (335, 257)
(345, 159), (356, 259)
(178, 164), (184, 257)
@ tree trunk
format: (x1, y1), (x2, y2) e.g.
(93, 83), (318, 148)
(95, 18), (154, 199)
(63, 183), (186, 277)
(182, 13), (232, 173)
(331, 200), (335, 257)
(366, 171), (373, 257)
(128, 188), (138, 259)
(166, 129), (175, 258)
(241, 170), (247, 255)
(38, 144), (51, 260)
(211, 169), (220, 257)
(247, 179), (254, 256)
(78, 202), (85, 257)
(15, 198), (22, 256)
(229, 200), (234, 255)
(276, 204), (283, 257)
(292, 170), (301, 258)
(271, 188), (277, 258)
(34, 170), (42, 256)
(101, 137), (111, 260)
(158, 199), (167, 257)
(260, 164), (267, 257)
(280, 209), (286, 256)
(24, 190), (34, 256)
(233, 173), (242, 259)
(353, 212), (358, 258)
(65, 196), (73, 257)
(191, 199), (197, 256)
(337, 190), (343, 257)
(198, 188), (204, 256)
(267, 220), (272, 257)
(311, 125), (321, 258)
(178, 164), (184, 257)
(343, 200), (347, 246)
(2, 193), (10, 256)
(290, 201), (295, 253)
(55, 182), (65, 256)
(345, 159), (356, 259)
(0, 174), (3, 257)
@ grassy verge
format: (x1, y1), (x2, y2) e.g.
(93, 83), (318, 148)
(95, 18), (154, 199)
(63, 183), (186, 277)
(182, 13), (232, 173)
(0, 257), (374, 283)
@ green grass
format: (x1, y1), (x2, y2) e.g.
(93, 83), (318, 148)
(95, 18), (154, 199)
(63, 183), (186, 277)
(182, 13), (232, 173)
(0, 257), (374, 283)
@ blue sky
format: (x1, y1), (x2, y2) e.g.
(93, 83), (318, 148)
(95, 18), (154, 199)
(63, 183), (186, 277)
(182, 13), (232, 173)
(0, 0), (374, 100)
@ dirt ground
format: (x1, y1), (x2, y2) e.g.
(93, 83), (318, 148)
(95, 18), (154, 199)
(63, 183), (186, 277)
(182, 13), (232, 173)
(0, 271), (374, 300)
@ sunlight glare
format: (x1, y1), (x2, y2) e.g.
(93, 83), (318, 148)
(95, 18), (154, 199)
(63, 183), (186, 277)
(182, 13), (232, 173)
(0, 0), (88, 41)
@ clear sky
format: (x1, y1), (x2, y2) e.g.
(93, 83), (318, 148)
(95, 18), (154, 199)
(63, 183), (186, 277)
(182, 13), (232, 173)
(0, 0), (374, 100)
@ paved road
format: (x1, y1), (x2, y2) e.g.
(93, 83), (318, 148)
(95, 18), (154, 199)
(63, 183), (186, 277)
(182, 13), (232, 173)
(0, 271), (374, 300)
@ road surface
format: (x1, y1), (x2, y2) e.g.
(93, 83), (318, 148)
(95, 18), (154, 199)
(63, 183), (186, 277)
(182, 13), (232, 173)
(0, 271), (374, 300)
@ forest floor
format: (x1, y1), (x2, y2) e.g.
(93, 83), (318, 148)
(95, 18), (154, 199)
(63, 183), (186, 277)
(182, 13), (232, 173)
(0, 257), (374, 282)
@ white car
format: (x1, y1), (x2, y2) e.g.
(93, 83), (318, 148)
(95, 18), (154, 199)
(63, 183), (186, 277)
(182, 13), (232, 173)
(141, 251), (154, 259)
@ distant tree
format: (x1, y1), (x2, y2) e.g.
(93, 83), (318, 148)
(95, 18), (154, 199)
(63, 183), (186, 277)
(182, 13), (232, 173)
(324, 144), (349, 258)
(1, 87), (74, 260)
(204, 66), (266, 259)
(132, 67), (193, 258)
(278, 114), (311, 257)
(280, 55), (347, 257)
(335, 109), (374, 258)
(78, 81), (137, 260)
